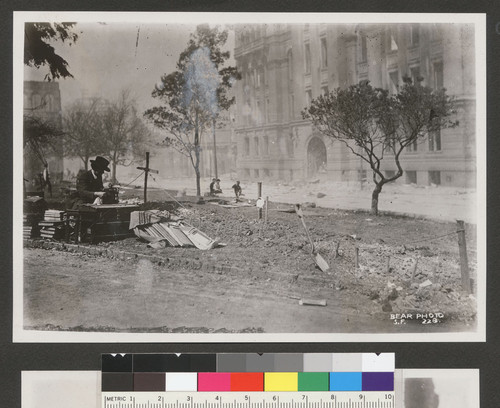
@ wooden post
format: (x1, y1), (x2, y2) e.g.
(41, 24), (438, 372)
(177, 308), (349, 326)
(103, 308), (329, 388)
(386, 256), (391, 273)
(456, 220), (471, 293)
(143, 152), (149, 203)
(136, 152), (159, 204)
(265, 196), (269, 224)
(355, 246), (359, 269)
(257, 182), (263, 220)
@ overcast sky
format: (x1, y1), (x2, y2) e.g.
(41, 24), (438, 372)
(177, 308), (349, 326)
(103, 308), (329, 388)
(24, 22), (235, 113)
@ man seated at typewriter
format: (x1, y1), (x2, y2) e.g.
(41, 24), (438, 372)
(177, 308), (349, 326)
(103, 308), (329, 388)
(69, 156), (116, 208)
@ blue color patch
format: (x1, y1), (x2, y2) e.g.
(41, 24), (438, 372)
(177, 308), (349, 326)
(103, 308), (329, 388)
(329, 372), (362, 391)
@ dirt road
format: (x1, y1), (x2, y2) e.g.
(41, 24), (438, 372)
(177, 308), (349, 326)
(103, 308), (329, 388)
(24, 247), (390, 333)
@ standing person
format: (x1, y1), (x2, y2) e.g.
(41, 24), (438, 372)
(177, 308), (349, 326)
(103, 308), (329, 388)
(42, 163), (52, 198)
(72, 156), (110, 207)
(232, 180), (242, 201)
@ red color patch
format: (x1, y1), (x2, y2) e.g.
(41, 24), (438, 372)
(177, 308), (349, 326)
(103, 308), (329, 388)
(230, 372), (264, 391)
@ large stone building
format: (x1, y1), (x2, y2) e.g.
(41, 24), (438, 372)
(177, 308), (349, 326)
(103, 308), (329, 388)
(233, 23), (476, 187)
(23, 80), (64, 184)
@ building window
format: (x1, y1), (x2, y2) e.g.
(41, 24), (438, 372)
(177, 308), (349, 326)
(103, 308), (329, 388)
(409, 24), (420, 47)
(320, 37), (328, 68)
(389, 71), (399, 94)
(256, 100), (262, 124)
(287, 132), (295, 157)
(429, 171), (441, 185)
(388, 26), (398, 51)
(410, 66), (421, 84)
(254, 136), (260, 156)
(244, 168), (250, 178)
(305, 89), (313, 106)
(263, 135), (269, 155)
(265, 98), (270, 122)
(428, 129), (441, 151)
(254, 169), (260, 178)
(305, 43), (311, 74)
(289, 94), (295, 119)
(287, 50), (293, 82)
(433, 61), (444, 89)
(406, 139), (418, 152)
(321, 85), (329, 95)
(359, 33), (368, 63)
(244, 137), (250, 156)
(385, 170), (396, 180)
(430, 24), (442, 41)
(406, 171), (417, 184)
(264, 168), (270, 177)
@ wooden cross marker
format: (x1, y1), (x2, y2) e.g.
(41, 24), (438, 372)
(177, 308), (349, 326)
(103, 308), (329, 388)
(136, 152), (159, 203)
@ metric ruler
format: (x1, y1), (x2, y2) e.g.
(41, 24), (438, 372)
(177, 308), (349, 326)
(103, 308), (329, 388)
(102, 391), (395, 408)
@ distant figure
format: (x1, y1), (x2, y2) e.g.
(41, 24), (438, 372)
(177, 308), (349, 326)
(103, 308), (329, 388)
(209, 178), (222, 196)
(214, 178), (222, 194)
(232, 180), (242, 201)
(42, 163), (52, 198)
(209, 178), (216, 196)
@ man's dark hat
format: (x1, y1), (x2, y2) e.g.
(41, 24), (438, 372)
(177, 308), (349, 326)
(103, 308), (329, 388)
(90, 156), (110, 172)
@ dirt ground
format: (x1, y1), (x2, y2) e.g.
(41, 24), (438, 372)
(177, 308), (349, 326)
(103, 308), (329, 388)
(23, 189), (478, 334)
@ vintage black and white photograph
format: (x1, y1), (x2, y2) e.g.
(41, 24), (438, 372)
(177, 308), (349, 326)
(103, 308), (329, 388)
(13, 12), (486, 342)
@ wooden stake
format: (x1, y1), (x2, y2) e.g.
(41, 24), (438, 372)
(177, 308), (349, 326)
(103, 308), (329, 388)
(258, 182), (263, 219)
(386, 255), (391, 273)
(456, 220), (471, 293)
(355, 246), (359, 269)
(265, 196), (269, 224)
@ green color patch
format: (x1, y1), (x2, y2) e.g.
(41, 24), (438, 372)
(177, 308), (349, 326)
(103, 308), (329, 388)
(298, 372), (329, 391)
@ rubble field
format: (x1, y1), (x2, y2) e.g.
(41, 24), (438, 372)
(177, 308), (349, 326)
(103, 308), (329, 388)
(23, 190), (478, 333)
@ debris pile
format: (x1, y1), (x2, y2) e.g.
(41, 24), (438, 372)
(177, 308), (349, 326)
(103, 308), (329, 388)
(130, 210), (221, 250)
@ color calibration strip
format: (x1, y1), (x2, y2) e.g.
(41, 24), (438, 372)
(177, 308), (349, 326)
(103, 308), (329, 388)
(101, 353), (394, 392)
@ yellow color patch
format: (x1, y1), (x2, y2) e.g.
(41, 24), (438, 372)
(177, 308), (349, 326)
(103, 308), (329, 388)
(264, 372), (298, 391)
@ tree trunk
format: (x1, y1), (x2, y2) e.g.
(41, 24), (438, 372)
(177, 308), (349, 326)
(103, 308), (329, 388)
(194, 111), (201, 196)
(112, 161), (117, 184)
(371, 183), (383, 215)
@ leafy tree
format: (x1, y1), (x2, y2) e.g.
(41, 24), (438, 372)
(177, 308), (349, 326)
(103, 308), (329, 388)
(101, 91), (152, 183)
(24, 22), (78, 81)
(303, 78), (458, 215)
(62, 98), (104, 170)
(144, 25), (240, 196)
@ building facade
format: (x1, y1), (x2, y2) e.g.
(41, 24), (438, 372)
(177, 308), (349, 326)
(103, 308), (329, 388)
(233, 23), (476, 187)
(23, 80), (64, 185)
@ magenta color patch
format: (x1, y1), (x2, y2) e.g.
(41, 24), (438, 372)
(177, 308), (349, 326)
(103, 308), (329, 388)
(197, 372), (231, 391)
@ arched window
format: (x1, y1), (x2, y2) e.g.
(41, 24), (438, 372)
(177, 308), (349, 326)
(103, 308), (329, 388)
(287, 50), (293, 81)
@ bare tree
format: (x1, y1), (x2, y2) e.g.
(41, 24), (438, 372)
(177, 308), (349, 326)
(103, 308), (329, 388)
(100, 91), (152, 183)
(62, 98), (104, 170)
(303, 78), (458, 215)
